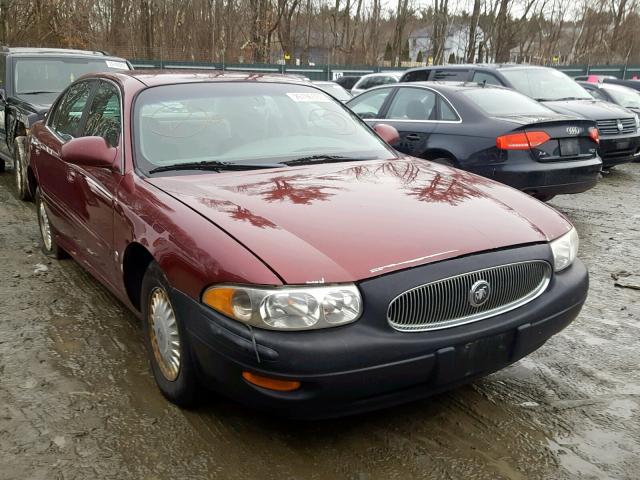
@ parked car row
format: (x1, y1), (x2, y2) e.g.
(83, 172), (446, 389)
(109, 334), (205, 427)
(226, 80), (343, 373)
(338, 64), (640, 201)
(0, 49), (614, 418)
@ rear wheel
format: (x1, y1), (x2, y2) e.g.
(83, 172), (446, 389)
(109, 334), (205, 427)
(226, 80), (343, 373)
(35, 187), (65, 259)
(532, 194), (556, 202)
(14, 138), (32, 201)
(141, 261), (200, 407)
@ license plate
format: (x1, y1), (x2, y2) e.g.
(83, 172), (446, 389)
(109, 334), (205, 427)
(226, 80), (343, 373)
(457, 332), (513, 377)
(560, 138), (580, 156)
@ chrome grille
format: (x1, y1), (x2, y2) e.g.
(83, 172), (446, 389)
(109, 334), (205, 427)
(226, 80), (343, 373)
(596, 118), (636, 136)
(387, 261), (551, 332)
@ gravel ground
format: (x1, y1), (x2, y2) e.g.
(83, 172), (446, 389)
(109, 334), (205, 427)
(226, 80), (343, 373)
(0, 164), (639, 480)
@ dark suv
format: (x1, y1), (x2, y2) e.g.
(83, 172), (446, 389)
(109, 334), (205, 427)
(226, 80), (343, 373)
(0, 47), (131, 199)
(400, 65), (640, 168)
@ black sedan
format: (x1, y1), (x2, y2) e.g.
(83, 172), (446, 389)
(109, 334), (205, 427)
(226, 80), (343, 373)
(347, 82), (603, 201)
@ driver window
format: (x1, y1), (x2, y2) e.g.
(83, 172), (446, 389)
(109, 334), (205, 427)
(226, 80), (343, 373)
(349, 88), (392, 119)
(386, 87), (436, 120)
(50, 81), (94, 141)
(83, 81), (122, 147)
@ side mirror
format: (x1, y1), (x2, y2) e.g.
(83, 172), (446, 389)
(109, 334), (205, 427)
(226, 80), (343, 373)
(373, 123), (400, 145)
(61, 136), (118, 169)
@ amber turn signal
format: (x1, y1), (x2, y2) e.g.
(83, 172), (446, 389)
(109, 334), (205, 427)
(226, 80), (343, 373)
(202, 287), (236, 318)
(242, 371), (301, 392)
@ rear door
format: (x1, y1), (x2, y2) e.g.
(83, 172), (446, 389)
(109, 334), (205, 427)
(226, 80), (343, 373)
(377, 87), (438, 156)
(31, 79), (96, 247)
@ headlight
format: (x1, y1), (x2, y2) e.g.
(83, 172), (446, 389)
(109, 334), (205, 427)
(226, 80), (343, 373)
(202, 284), (362, 330)
(550, 227), (579, 272)
(635, 114), (640, 129)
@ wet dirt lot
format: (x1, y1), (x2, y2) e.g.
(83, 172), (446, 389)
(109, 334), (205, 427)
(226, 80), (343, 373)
(0, 165), (639, 480)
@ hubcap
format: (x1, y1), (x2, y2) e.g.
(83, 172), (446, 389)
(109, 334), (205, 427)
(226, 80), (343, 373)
(38, 199), (52, 251)
(148, 287), (181, 381)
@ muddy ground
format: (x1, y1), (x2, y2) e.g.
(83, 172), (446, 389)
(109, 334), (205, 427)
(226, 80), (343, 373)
(0, 164), (639, 480)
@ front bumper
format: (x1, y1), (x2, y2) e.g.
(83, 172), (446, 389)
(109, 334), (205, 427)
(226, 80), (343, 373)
(176, 245), (588, 418)
(599, 133), (640, 167)
(470, 156), (602, 197)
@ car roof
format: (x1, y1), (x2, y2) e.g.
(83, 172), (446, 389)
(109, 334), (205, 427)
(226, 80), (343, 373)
(2, 46), (108, 56)
(84, 70), (315, 87)
(371, 80), (509, 93)
(361, 71), (403, 78)
(403, 63), (552, 74)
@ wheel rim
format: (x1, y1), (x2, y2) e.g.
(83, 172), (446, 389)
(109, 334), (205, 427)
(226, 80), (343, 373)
(38, 199), (52, 251)
(148, 287), (181, 381)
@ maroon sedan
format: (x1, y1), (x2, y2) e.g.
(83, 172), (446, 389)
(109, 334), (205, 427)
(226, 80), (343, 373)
(28, 71), (587, 418)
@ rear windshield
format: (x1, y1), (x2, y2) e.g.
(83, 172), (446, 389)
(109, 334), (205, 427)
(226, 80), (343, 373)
(500, 68), (592, 101)
(462, 88), (554, 116)
(13, 57), (129, 95)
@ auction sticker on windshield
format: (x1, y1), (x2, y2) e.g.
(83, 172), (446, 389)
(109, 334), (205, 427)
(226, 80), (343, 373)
(286, 92), (331, 102)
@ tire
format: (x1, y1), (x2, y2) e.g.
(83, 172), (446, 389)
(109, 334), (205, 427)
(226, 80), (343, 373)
(14, 137), (32, 201)
(532, 194), (556, 202)
(141, 261), (200, 407)
(0, 157), (4, 173)
(35, 187), (66, 259)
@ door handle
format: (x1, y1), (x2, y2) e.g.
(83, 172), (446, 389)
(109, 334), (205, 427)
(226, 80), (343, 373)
(406, 134), (421, 141)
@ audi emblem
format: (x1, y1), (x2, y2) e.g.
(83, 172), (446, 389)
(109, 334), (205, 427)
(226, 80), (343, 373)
(469, 280), (491, 308)
(566, 126), (582, 136)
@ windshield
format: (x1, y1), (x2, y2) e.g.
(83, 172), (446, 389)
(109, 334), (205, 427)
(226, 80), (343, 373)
(133, 82), (394, 173)
(313, 83), (352, 101)
(13, 57), (129, 95)
(500, 68), (592, 101)
(462, 88), (554, 116)
(606, 85), (640, 108)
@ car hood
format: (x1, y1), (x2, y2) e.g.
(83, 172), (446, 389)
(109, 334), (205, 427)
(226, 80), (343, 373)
(541, 99), (635, 120)
(147, 158), (571, 284)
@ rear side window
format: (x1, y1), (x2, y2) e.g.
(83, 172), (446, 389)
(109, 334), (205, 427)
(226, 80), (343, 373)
(83, 81), (121, 147)
(432, 69), (469, 81)
(402, 70), (429, 82)
(348, 88), (393, 118)
(387, 88), (436, 120)
(472, 71), (503, 86)
(462, 88), (553, 116)
(439, 97), (459, 121)
(50, 81), (94, 140)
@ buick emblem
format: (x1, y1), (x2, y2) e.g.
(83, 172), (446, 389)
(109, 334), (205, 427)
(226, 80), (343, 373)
(469, 280), (491, 307)
(566, 126), (582, 136)
(617, 120), (624, 132)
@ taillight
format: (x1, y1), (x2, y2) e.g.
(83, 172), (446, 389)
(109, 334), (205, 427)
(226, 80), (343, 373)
(588, 127), (600, 144)
(496, 131), (550, 150)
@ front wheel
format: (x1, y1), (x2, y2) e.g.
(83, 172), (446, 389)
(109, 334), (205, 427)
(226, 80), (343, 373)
(141, 261), (200, 407)
(14, 138), (32, 201)
(35, 188), (65, 259)
(532, 194), (556, 202)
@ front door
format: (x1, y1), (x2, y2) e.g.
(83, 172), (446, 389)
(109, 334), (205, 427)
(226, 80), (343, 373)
(378, 87), (438, 157)
(67, 80), (123, 287)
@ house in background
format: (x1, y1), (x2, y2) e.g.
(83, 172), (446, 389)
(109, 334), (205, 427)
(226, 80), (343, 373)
(408, 23), (486, 64)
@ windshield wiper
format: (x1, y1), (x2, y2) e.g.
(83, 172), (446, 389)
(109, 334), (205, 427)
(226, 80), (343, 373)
(148, 160), (283, 174)
(17, 90), (59, 95)
(284, 155), (373, 166)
